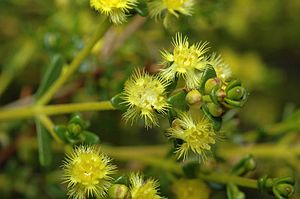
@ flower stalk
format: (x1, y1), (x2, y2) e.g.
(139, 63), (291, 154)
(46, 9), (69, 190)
(0, 101), (115, 121)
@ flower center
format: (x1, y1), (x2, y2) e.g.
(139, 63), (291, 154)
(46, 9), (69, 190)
(131, 78), (165, 111)
(72, 153), (105, 185)
(173, 45), (199, 73)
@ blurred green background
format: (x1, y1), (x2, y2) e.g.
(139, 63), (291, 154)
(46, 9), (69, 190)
(0, 0), (300, 198)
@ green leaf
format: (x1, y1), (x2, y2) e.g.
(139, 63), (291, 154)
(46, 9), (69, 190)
(225, 79), (241, 93)
(36, 54), (64, 98)
(114, 175), (129, 186)
(70, 114), (88, 129)
(110, 93), (127, 111)
(54, 125), (67, 142)
(199, 65), (217, 93)
(202, 103), (222, 131)
(35, 119), (52, 166)
(82, 131), (100, 144)
(134, 0), (149, 17)
(167, 90), (188, 111)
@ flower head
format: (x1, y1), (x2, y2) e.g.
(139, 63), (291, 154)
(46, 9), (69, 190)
(122, 69), (169, 128)
(149, 0), (194, 18)
(90, 0), (137, 24)
(167, 112), (216, 160)
(208, 53), (232, 82)
(161, 33), (209, 90)
(129, 173), (164, 199)
(62, 145), (116, 199)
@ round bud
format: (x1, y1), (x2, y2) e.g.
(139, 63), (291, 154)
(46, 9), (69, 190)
(204, 78), (221, 94)
(108, 184), (131, 199)
(206, 103), (224, 117)
(227, 86), (246, 100)
(185, 90), (202, 108)
(275, 183), (295, 198)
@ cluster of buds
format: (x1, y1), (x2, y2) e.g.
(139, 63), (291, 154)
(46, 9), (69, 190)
(55, 114), (99, 145)
(258, 175), (295, 199)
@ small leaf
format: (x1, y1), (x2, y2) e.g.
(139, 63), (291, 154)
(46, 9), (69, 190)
(202, 103), (222, 131)
(36, 54), (64, 98)
(110, 93), (127, 111)
(114, 175), (129, 186)
(134, 0), (149, 16)
(225, 79), (241, 93)
(70, 114), (88, 129)
(82, 131), (100, 144)
(199, 65), (217, 93)
(35, 119), (52, 166)
(167, 90), (188, 111)
(54, 125), (68, 142)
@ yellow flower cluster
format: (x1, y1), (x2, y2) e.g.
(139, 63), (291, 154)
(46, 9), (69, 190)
(149, 0), (194, 18)
(122, 70), (169, 127)
(207, 53), (232, 82)
(161, 33), (209, 90)
(167, 112), (216, 160)
(130, 173), (164, 199)
(90, 0), (137, 24)
(62, 146), (116, 199)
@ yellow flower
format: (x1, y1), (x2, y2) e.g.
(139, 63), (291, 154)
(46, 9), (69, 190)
(122, 69), (169, 128)
(161, 33), (209, 90)
(208, 53), (232, 82)
(90, 0), (137, 24)
(129, 173), (164, 199)
(62, 145), (116, 199)
(149, 0), (194, 18)
(167, 112), (216, 160)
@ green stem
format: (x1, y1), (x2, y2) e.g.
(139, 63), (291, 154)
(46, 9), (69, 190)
(102, 145), (258, 189)
(218, 143), (300, 159)
(103, 145), (182, 174)
(38, 114), (63, 143)
(0, 101), (115, 121)
(36, 17), (109, 105)
(198, 172), (258, 189)
(0, 40), (36, 96)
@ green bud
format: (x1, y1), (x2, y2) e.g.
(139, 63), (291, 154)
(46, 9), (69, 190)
(186, 89), (202, 108)
(108, 184), (131, 199)
(274, 183), (295, 198)
(232, 155), (256, 176)
(227, 86), (246, 101)
(204, 78), (222, 94)
(258, 175), (295, 199)
(67, 123), (82, 136)
(227, 183), (245, 199)
(206, 102), (224, 117)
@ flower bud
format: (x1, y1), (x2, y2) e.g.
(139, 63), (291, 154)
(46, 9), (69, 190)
(227, 86), (246, 101)
(274, 183), (295, 198)
(185, 89), (202, 108)
(206, 102), (224, 117)
(232, 155), (256, 176)
(204, 78), (222, 94)
(108, 184), (131, 199)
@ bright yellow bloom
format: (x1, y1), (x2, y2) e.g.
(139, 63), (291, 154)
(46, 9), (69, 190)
(208, 53), (232, 82)
(167, 112), (216, 160)
(130, 173), (164, 199)
(149, 0), (194, 18)
(161, 33), (209, 90)
(122, 69), (169, 128)
(90, 0), (137, 24)
(62, 145), (116, 199)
